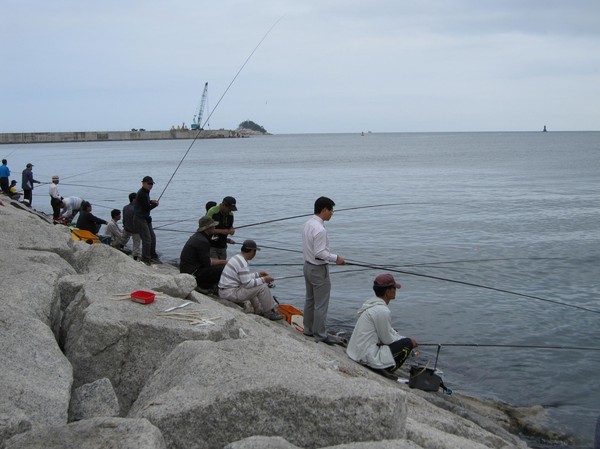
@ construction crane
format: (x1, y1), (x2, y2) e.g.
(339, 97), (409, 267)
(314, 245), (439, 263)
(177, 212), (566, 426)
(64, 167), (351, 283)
(191, 82), (208, 130)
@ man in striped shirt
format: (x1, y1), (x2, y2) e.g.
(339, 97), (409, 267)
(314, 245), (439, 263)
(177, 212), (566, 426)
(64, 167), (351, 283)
(218, 239), (282, 321)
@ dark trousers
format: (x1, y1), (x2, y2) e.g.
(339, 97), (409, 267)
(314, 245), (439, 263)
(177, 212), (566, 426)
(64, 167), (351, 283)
(134, 216), (155, 262)
(23, 189), (32, 205)
(195, 265), (225, 289)
(387, 338), (415, 372)
(50, 197), (62, 219)
(0, 177), (8, 195)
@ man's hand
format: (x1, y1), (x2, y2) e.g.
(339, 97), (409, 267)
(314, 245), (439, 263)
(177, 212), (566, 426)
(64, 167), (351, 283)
(335, 255), (346, 265)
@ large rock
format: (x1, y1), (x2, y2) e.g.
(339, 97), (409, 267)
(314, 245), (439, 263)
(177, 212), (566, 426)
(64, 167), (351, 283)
(69, 243), (197, 298)
(0, 307), (72, 444)
(225, 436), (424, 449)
(0, 249), (75, 333)
(0, 201), (74, 262)
(59, 274), (244, 413)
(68, 378), (120, 421)
(4, 417), (166, 449)
(129, 337), (407, 449)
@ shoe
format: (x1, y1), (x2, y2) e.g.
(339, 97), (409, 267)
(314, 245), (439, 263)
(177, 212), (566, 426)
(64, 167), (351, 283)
(317, 337), (336, 346)
(303, 332), (314, 338)
(266, 313), (283, 321)
(370, 368), (399, 381)
(150, 258), (162, 264)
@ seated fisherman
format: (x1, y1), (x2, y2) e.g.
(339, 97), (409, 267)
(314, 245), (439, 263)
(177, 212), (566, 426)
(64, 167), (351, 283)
(218, 240), (282, 320)
(76, 201), (107, 235)
(9, 180), (21, 201)
(346, 273), (418, 379)
(179, 216), (228, 292)
(105, 209), (124, 248)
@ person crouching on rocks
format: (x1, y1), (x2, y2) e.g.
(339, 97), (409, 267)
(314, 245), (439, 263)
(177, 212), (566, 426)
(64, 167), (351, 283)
(218, 239), (282, 321)
(9, 180), (21, 201)
(346, 274), (418, 380)
(179, 216), (228, 292)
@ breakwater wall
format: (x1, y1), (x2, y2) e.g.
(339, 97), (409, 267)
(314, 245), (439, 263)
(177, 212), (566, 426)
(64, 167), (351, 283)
(0, 129), (242, 145)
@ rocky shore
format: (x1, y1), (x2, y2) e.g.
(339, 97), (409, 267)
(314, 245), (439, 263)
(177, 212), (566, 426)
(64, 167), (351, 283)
(0, 198), (567, 449)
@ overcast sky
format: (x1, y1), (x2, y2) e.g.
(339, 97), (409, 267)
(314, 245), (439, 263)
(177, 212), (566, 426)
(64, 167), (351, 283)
(2, 1), (599, 134)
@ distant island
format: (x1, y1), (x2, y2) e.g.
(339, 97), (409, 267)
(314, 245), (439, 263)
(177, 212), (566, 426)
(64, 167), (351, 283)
(236, 120), (270, 136)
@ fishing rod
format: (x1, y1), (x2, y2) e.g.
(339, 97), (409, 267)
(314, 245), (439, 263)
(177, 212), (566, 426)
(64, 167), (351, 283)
(153, 201), (472, 231)
(419, 343), (600, 352)
(51, 182), (131, 193)
(273, 267), (374, 281)
(345, 259), (600, 315)
(157, 16), (284, 202)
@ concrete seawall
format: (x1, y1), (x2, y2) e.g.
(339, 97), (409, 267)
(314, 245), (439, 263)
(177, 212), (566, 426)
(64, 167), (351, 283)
(0, 129), (242, 145)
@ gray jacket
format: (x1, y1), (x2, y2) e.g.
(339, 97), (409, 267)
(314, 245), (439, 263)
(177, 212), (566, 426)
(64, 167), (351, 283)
(346, 296), (405, 369)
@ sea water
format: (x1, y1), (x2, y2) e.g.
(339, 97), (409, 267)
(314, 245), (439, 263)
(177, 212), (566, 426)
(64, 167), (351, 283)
(4, 131), (599, 448)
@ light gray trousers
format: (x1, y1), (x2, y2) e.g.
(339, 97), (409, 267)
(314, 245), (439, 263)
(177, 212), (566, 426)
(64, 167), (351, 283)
(303, 262), (331, 341)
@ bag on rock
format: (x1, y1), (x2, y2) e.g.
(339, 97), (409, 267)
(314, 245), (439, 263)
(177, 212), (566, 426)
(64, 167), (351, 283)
(408, 365), (451, 395)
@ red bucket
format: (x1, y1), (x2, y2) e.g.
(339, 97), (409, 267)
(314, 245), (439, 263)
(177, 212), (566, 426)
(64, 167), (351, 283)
(130, 290), (155, 304)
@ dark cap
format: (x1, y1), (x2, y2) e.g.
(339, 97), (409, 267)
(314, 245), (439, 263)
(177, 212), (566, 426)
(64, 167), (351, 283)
(241, 239), (260, 252)
(223, 196), (237, 211)
(374, 274), (401, 289)
(197, 216), (219, 232)
(26, 163), (33, 168)
(142, 176), (154, 184)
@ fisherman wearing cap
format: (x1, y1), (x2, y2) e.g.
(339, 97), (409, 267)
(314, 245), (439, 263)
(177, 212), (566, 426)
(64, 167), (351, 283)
(206, 196), (237, 260)
(346, 273), (418, 380)
(21, 163), (40, 206)
(218, 240), (283, 320)
(133, 176), (159, 265)
(180, 216), (228, 292)
(49, 175), (62, 220)
(9, 180), (21, 201)
(0, 159), (10, 195)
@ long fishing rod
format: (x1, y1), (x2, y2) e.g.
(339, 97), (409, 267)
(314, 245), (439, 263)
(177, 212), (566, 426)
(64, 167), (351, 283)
(345, 259), (600, 315)
(51, 182), (131, 193)
(157, 16), (284, 202)
(153, 201), (472, 231)
(419, 343), (600, 351)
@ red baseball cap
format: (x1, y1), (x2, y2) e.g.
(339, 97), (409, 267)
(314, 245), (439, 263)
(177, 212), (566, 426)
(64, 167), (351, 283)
(374, 274), (401, 288)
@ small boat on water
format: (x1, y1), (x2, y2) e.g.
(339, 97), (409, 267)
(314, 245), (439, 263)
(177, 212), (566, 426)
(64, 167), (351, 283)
(543, 125), (547, 132)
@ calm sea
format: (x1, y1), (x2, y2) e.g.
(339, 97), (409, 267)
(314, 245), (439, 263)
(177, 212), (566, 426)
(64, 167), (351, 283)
(4, 132), (599, 448)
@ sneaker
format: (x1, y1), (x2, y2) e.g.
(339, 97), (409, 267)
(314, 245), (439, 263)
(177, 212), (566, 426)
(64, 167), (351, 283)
(265, 312), (283, 321)
(317, 337), (337, 346)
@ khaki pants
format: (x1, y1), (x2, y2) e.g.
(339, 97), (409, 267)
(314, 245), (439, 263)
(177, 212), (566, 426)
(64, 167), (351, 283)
(219, 283), (275, 314)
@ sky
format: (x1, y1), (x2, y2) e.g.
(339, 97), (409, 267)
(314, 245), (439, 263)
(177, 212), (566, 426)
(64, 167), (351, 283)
(2, 0), (599, 134)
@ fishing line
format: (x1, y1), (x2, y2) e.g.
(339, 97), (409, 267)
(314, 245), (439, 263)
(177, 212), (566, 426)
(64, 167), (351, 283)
(157, 16), (284, 201)
(345, 259), (600, 315)
(419, 343), (600, 352)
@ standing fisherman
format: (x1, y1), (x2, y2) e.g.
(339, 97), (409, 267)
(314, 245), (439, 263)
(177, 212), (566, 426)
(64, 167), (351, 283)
(0, 159), (10, 195)
(302, 196), (345, 345)
(206, 196), (237, 260)
(49, 176), (62, 220)
(133, 176), (159, 265)
(121, 193), (141, 260)
(21, 163), (40, 206)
